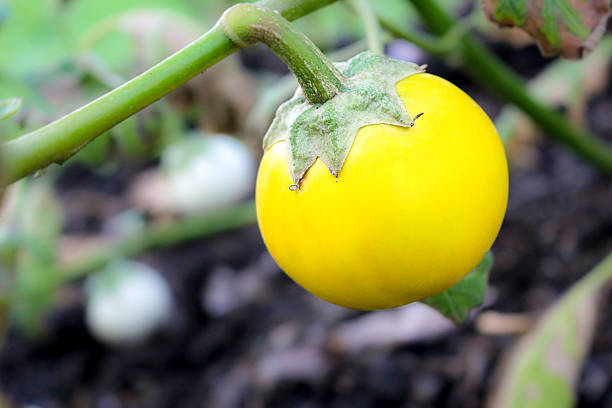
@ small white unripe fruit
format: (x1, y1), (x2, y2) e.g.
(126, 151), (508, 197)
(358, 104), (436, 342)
(162, 134), (255, 214)
(85, 261), (173, 346)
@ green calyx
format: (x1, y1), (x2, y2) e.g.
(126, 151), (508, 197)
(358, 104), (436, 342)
(264, 51), (425, 188)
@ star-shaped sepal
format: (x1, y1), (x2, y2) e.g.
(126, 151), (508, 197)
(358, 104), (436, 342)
(263, 51), (425, 188)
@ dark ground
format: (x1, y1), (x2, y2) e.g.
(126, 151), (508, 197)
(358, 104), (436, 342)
(1, 41), (612, 408)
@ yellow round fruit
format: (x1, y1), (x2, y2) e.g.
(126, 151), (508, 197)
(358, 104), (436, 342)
(256, 73), (508, 310)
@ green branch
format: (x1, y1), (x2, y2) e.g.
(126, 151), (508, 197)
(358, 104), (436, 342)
(378, 10), (477, 55)
(404, 0), (612, 174)
(0, 0), (340, 188)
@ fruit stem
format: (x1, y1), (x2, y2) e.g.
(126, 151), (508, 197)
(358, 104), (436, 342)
(220, 3), (346, 104)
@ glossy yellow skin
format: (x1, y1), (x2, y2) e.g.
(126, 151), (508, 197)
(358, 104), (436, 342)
(256, 73), (508, 310)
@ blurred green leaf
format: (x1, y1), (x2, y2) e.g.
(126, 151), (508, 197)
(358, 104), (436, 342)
(423, 252), (493, 323)
(0, 97), (21, 120)
(64, 0), (215, 38)
(85, 29), (135, 76)
(154, 101), (184, 152)
(0, 0), (9, 27)
(114, 115), (149, 156)
(0, 0), (71, 77)
(19, 180), (63, 246)
(8, 179), (64, 337)
(0, 0), (214, 127)
(72, 131), (114, 167)
(488, 253), (612, 408)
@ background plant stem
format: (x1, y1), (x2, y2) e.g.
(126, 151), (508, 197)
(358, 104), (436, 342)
(403, 0), (612, 174)
(348, 0), (383, 54)
(60, 200), (257, 281)
(0, 0), (340, 188)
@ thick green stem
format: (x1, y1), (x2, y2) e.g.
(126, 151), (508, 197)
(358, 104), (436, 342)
(221, 3), (345, 104)
(405, 0), (612, 174)
(60, 200), (257, 281)
(0, 0), (340, 187)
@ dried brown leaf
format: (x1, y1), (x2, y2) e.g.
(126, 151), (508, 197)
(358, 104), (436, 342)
(481, 0), (611, 59)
